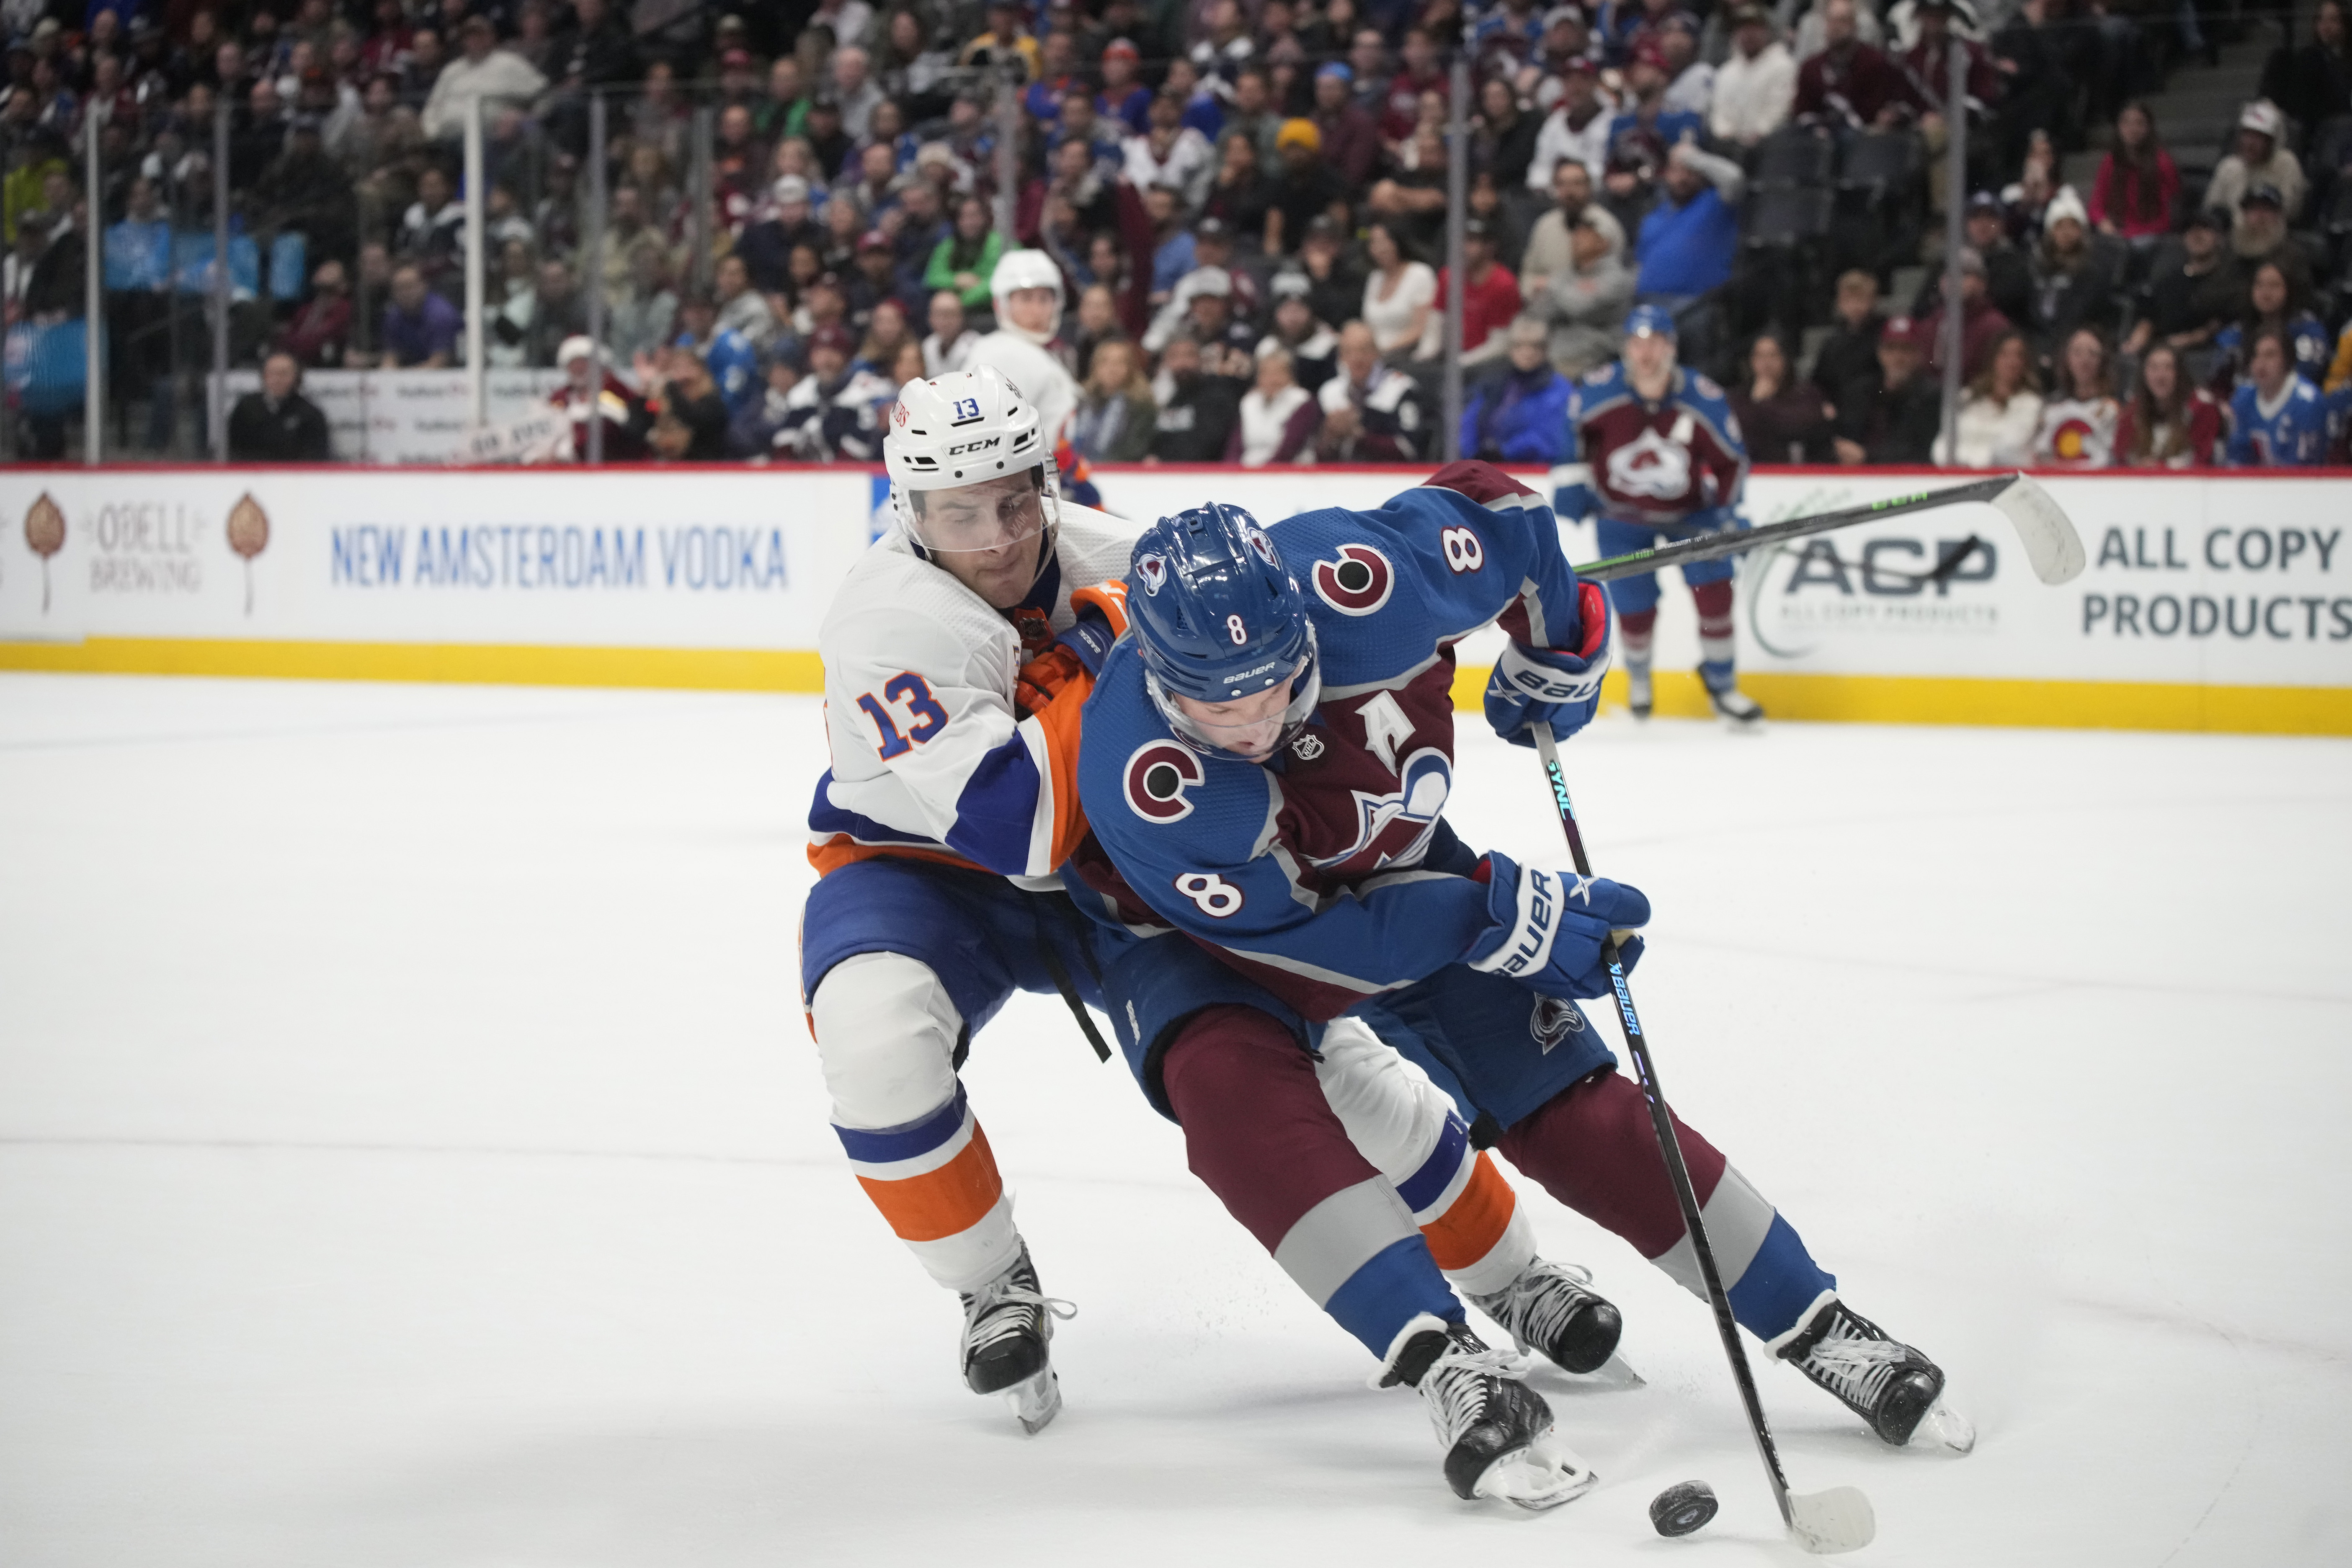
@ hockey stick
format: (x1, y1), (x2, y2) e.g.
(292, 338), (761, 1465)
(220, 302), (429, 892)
(1569, 472), (2086, 587)
(1529, 728), (1874, 1555)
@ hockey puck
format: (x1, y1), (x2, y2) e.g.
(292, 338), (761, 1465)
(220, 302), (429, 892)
(1649, 1479), (1718, 1537)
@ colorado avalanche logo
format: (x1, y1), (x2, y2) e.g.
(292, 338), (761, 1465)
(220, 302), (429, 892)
(1310, 746), (1451, 869)
(1136, 552), (1170, 595)
(1529, 995), (1586, 1054)
(2047, 417), (2097, 462)
(1605, 427), (1695, 500)
(1124, 740), (1205, 823)
(1242, 522), (1280, 568)
(1311, 544), (1394, 616)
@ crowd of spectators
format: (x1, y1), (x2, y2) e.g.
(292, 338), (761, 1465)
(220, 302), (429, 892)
(4, 0), (2348, 466)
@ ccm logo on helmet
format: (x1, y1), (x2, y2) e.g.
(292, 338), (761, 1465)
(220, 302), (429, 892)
(947, 436), (1002, 456)
(1312, 544), (1394, 616)
(1124, 740), (1205, 823)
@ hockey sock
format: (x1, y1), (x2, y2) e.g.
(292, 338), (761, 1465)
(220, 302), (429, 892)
(1692, 580), (1736, 692)
(1497, 1069), (1836, 1348)
(814, 951), (1018, 1294)
(1312, 1019), (1533, 1297)
(1617, 606), (1658, 675)
(1164, 1005), (1464, 1358)
(832, 1084), (1019, 1295)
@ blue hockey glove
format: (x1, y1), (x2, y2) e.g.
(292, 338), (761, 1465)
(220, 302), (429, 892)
(1485, 581), (1613, 748)
(1462, 851), (1648, 999)
(1052, 603), (1119, 675)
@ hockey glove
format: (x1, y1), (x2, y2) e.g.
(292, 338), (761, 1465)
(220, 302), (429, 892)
(1485, 581), (1613, 748)
(1013, 584), (1131, 716)
(1462, 850), (1648, 999)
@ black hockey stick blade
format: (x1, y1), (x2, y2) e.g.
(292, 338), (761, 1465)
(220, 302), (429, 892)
(1569, 472), (2085, 587)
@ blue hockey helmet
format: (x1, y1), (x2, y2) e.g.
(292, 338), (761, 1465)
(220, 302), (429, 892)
(1623, 303), (1677, 341)
(1127, 503), (1322, 759)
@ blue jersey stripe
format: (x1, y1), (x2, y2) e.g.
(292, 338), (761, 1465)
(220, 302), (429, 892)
(831, 1084), (969, 1165)
(1723, 1212), (1839, 1344)
(1321, 1235), (1465, 1357)
(942, 732), (1044, 874)
(1395, 1113), (1470, 1215)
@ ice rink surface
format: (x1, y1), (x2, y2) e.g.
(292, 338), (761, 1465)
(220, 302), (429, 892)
(3, 673), (2349, 1568)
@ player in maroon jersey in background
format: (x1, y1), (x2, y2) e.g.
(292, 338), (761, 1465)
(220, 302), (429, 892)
(1555, 307), (1761, 726)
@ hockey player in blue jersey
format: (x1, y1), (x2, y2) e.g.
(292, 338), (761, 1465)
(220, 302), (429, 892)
(1069, 471), (1972, 1501)
(1555, 304), (1761, 725)
(2226, 327), (2330, 466)
(801, 368), (1632, 1448)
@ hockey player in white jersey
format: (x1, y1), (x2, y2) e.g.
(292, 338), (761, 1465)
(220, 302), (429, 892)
(967, 249), (1080, 449)
(962, 248), (1107, 505)
(800, 366), (1621, 1444)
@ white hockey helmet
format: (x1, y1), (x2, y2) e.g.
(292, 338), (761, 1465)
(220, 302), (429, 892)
(990, 248), (1065, 339)
(883, 364), (1059, 558)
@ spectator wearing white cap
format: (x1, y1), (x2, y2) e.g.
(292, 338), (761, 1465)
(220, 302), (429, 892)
(2026, 186), (2123, 357)
(2204, 101), (2306, 228)
(1711, 5), (1797, 147)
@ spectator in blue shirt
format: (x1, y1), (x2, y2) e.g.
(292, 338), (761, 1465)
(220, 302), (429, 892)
(2226, 328), (2329, 465)
(380, 263), (461, 368)
(674, 293), (761, 416)
(1146, 184), (1197, 302)
(1460, 317), (1575, 462)
(1636, 142), (1745, 300)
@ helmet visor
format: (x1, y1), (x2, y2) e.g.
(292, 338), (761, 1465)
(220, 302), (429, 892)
(906, 469), (1054, 555)
(1148, 643), (1322, 762)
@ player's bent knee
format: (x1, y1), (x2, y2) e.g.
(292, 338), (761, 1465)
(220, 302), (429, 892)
(1314, 1017), (1455, 1181)
(1159, 1003), (1313, 1124)
(809, 951), (966, 1130)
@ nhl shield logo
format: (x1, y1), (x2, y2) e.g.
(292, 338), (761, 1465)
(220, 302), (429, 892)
(1136, 552), (1169, 595)
(1529, 995), (1585, 1054)
(1290, 730), (1324, 761)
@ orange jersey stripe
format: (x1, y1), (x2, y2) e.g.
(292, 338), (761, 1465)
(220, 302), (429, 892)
(856, 1122), (1005, 1242)
(1418, 1151), (1518, 1271)
(808, 836), (989, 878)
(1028, 680), (1093, 871)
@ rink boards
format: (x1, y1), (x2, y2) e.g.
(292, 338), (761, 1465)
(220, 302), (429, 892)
(3, 464), (2348, 735)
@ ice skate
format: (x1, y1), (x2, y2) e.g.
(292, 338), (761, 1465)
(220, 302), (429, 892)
(1706, 681), (1764, 730)
(1780, 1299), (1973, 1452)
(1385, 1320), (1597, 1509)
(1626, 663), (1654, 720)
(1466, 1257), (1623, 1375)
(959, 1241), (1075, 1434)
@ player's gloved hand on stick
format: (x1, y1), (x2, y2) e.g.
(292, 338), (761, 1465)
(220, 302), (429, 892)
(1462, 850), (1648, 999)
(1485, 581), (1613, 748)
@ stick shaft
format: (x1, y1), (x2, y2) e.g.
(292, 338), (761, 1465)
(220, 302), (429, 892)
(1571, 474), (2015, 583)
(1532, 730), (1799, 1529)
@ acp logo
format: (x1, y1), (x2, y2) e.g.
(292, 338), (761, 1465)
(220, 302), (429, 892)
(1124, 740), (1205, 823)
(1136, 552), (1170, 595)
(1312, 543), (1394, 616)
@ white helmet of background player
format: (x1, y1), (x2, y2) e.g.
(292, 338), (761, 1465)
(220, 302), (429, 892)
(990, 248), (1065, 344)
(884, 365), (1061, 601)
